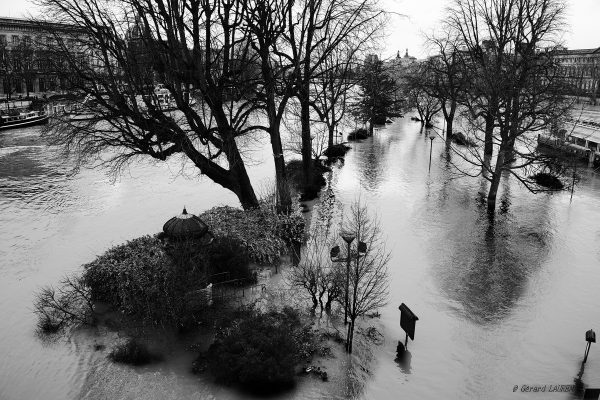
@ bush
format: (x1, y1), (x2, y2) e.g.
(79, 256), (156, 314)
(348, 128), (369, 141)
(205, 306), (315, 393)
(199, 205), (305, 264)
(205, 236), (252, 281)
(285, 159), (330, 201)
(451, 131), (477, 147)
(82, 235), (208, 327)
(109, 338), (161, 366)
(323, 143), (351, 158)
(531, 172), (565, 190)
(371, 114), (387, 125)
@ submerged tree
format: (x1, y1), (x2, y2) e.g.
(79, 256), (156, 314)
(422, 33), (468, 140)
(284, 0), (384, 192)
(446, 0), (573, 214)
(353, 55), (400, 135)
(404, 62), (442, 128)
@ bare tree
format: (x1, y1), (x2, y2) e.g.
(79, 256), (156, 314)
(33, 274), (95, 333)
(446, 0), (573, 215)
(284, 0), (384, 190)
(404, 62), (442, 128)
(342, 201), (389, 353)
(424, 32), (468, 140)
(34, 0), (318, 210)
(287, 231), (344, 314)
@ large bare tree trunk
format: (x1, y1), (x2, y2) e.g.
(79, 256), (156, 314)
(269, 122), (292, 213)
(487, 145), (506, 214)
(484, 114), (494, 156)
(299, 87), (314, 189)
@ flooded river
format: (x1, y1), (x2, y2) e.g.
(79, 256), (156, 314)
(1, 118), (599, 399)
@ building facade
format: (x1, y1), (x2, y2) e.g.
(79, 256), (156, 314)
(0, 17), (82, 98)
(553, 47), (600, 102)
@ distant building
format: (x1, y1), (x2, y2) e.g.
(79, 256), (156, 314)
(552, 47), (600, 101)
(0, 17), (83, 98)
(385, 49), (419, 86)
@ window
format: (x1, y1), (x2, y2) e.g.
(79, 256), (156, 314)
(12, 35), (19, 45)
(0, 35), (6, 45)
(24, 36), (31, 46)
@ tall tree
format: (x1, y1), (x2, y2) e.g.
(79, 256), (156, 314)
(35, 0), (321, 211)
(404, 62), (442, 128)
(285, 0), (384, 191)
(243, 0), (295, 212)
(446, 0), (573, 215)
(424, 33), (467, 141)
(353, 55), (399, 135)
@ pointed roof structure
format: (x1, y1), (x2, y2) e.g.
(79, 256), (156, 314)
(163, 207), (209, 239)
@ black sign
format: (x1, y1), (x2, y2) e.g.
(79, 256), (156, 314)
(584, 388), (600, 399)
(399, 303), (419, 340)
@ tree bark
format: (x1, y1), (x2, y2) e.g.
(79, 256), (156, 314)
(328, 124), (335, 149)
(487, 146), (506, 214)
(484, 99), (497, 156)
(484, 114), (494, 156)
(270, 123), (293, 213)
(445, 118), (453, 146)
(299, 87), (314, 189)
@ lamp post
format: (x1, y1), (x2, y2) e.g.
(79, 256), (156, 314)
(428, 132), (436, 172)
(340, 232), (355, 325)
(330, 232), (367, 325)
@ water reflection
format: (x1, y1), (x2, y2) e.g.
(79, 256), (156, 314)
(431, 206), (554, 324)
(352, 127), (398, 193)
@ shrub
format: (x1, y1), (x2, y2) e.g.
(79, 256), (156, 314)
(205, 306), (315, 393)
(199, 205), (305, 264)
(205, 236), (252, 281)
(531, 172), (565, 190)
(285, 159), (330, 201)
(451, 131), (477, 147)
(348, 128), (369, 141)
(82, 235), (208, 327)
(109, 338), (161, 366)
(323, 144), (351, 158)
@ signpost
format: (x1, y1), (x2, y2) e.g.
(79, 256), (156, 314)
(584, 329), (596, 363)
(399, 303), (418, 349)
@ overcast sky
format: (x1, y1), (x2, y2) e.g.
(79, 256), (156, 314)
(1, 0), (598, 59)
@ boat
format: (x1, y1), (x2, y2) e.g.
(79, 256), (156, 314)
(0, 110), (49, 131)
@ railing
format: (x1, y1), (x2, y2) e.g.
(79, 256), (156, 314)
(211, 278), (266, 304)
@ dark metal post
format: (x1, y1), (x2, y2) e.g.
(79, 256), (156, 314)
(584, 342), (591, 363)
(345, 240), (351, 325)
(429, 136), (435, 172)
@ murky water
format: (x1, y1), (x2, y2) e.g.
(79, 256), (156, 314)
(1, 119), (600, 399)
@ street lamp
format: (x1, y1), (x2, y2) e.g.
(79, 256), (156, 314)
(331, 232), (367, 325)
(428, 132), (436, 172)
